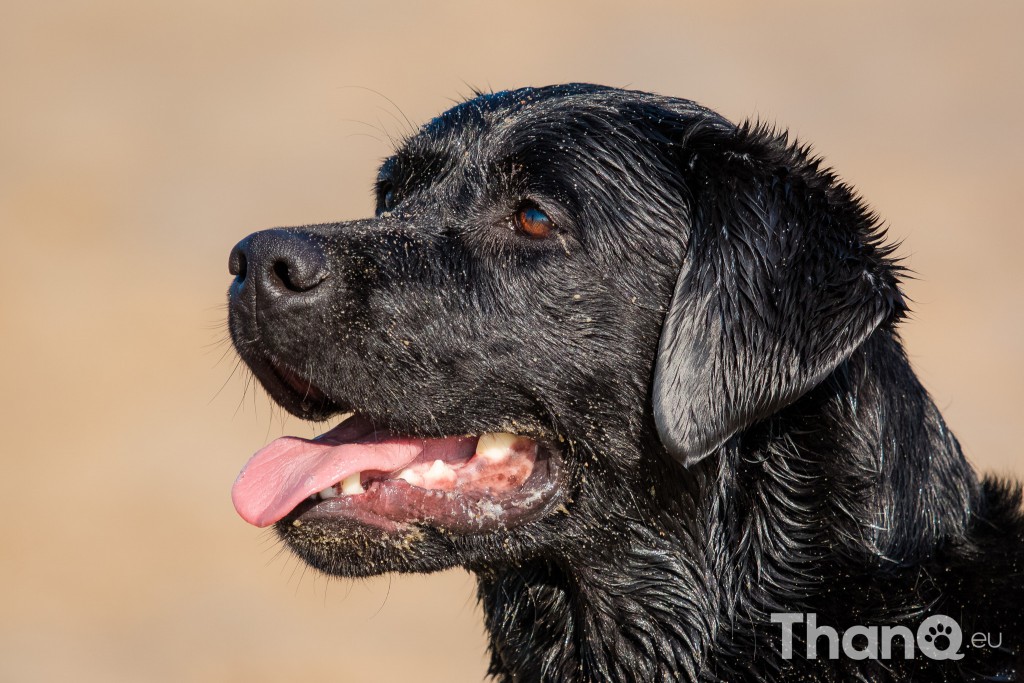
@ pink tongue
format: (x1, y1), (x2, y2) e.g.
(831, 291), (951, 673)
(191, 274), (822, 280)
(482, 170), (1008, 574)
(231, 415), (464, 528)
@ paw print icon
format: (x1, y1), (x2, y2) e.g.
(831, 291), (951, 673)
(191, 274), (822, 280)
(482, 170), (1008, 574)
(917, 615), (964, 660)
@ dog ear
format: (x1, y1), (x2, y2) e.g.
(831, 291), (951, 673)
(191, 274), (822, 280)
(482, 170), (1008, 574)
(652, 124), (905, 465)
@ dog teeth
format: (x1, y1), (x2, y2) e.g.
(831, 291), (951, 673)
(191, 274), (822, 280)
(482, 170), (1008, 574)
(476, 432), (519, 459)
(397, 468), (424, 487)
(309, 434), (529, 499)
(340, 472), (365, 495)
(427, 459), (452, 478)
(315, 473), (365, 499)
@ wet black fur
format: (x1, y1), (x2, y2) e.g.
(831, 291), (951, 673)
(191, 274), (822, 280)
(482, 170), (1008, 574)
(228, 84), (1024, 682)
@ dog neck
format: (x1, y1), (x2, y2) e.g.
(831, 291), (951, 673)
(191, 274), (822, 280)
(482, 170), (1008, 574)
(476, 329), (982, 682)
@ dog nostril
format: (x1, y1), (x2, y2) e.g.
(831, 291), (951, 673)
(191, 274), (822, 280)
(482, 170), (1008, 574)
(229, 245), (248, 281)
(269, 252), (328, 293)
(273, 259), (302, 292)
(273, 260), (290, 287)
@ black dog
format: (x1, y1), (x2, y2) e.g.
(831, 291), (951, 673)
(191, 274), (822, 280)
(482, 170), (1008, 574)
(227, 84), (1024, 682)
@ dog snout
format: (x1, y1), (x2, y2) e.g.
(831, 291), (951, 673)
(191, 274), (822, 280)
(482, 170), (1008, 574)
(229, 229), (329, 304)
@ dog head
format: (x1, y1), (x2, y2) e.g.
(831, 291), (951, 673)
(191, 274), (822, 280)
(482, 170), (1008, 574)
(227, 84), (903, 577)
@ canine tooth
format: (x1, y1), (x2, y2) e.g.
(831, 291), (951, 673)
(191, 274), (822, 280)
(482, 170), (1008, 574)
(341, 472), (364, 495)
(476, 432), (518, 459)
(318, 485), (339, 499)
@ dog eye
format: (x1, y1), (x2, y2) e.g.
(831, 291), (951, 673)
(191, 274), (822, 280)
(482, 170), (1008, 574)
(513, 205), (553, 239)
(377, 182), (396, 212)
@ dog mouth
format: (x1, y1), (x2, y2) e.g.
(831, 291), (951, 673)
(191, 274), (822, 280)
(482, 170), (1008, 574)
(232, 412), (564, 534)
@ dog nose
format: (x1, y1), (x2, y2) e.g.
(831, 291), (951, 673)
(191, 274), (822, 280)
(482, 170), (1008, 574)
(229, 229), (329, 297)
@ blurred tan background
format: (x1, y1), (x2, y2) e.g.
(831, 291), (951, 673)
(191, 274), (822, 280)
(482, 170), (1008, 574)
(1, 1), (1021, 681)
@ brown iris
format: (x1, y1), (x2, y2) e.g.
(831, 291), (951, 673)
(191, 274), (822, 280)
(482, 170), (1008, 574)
(513, 205), (553, 238)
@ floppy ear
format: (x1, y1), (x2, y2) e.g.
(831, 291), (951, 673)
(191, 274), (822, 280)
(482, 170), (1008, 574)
(652, 124), (905, 465)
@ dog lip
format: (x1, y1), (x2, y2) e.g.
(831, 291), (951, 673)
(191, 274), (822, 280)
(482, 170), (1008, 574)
(265, 359), (328, 404)
(239, 348), (343, 419)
